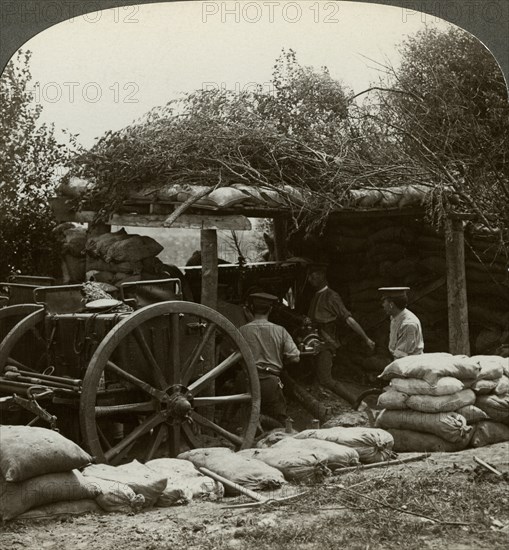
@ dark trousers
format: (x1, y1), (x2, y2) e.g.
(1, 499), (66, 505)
(259, 374), (287, 425)
(315, 349), (334, 384)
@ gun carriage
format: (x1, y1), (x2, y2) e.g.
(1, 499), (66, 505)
(0, 260), (308, 465)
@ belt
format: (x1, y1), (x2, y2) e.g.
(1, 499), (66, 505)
(256, 366), (281, 377)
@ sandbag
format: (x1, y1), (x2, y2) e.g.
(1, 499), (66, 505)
(17, 499), (102, 520)
(294, 427), (394, 464)
(104, 235), (163, 263)
(240, 438), (359, 481)
(406, 389), (475, 413)
(379, 353), (480, 385)
(495, 376), (509, 395)
(61, 254), (86, 283)
(86, 257), (143, 274)
(470, 420), (509, 447)
(0, 426), (92, 482)
(375, 409), (472, 443)
(377, 389), (408, 410)
(456, 405), (489, 424)
(390, 376), (464, 396)
(83, 476), (145, 513)
(82, 460), (167, 507)
(54, 223), (87, 257)
(471, 379), (499, 394)
(0, 470), (100, 521)
(177, 448), (285, 494)
(255, 431), (295, 448)
(146, 458), (224, 506)
(388, 429), (472, 453)
(86, 228), (129, 258)
(476, 394), (509, 421)
(472, 355), (505, 380)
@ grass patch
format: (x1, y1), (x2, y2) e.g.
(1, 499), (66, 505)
(187, 469), (509, 550)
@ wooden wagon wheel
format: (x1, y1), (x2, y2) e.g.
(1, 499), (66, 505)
(80, 301), (260, 464)
(0, 305), (47, 373)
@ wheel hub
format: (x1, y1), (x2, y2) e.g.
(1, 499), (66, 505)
(164, 384), (192, 419)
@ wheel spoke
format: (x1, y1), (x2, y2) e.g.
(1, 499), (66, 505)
(181, 420), (202, 449)
(145, 424), (167, 462)
(181, 322), (216, 383)
(193, 393), (252, 406)
(190, 411), (243, 446)
(167, 421), (181, 457)
(168, 313), (181, 385)
(97, 425), (112, 451)
(104, 411), (166, 463)
(188, 351), (241, 396)
(132, 327), (167, 390)
(95, 401), (155, 416)
(106, 361), (168, 402)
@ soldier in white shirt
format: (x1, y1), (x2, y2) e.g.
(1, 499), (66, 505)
(379, 287), (424, 359)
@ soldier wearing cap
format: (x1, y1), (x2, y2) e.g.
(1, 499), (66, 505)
(307, 264), (375, 385)
(239, 292), (300, 425)
(379, 287), (424, 359)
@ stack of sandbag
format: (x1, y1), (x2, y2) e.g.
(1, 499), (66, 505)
(306, 217), (509, 385)
(293, 427), (394, 464)
(469, 355), (509, 447)
(239, 437), (359, 482)
(85, 228), (164, 286)
(0, 426), (97, 521)
(375, 353), (481, 452)
(145, 458), (224, 506)
(177, 448), (286, 494)
(82, 460), (167, 512)
(53, 222), (87, 283)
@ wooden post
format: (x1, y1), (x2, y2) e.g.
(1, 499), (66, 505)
(445, 217), (470, 355)
(199, 230), (218, 419)
(200, 229), (218, 309)
(273, 217), (288, 261)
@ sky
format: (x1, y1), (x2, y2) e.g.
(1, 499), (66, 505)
(18, 1), (452, 149)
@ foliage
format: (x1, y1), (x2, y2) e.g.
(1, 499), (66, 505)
(70, 50), (424, 232)
(367, 26), (509, 233)
(70, 34), (509, 238)
(0, 50), (77, 279)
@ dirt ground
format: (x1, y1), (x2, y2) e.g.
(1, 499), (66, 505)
(1, 440), (508, 550)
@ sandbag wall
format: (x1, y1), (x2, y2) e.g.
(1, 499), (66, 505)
(85, 228), (165, 287)
(294, 215), (509, 379)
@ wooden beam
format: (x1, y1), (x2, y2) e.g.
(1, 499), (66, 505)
(163, 214), (251, 230)
(66, 212), (251, 230)
(445, 217), (470, 355)
(273, 217), (288, 261)
(200, 229), (218, 310)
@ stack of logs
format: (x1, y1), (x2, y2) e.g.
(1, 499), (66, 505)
(313, 216), (509, 381)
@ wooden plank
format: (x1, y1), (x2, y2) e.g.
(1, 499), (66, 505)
(70, 212), (251, 229)
(273, 217), (288, 261)
(162, 214), (251, 230)
(199, 229), (218, 414)
(445, 217), (470, 355)
(200, 229), (218, 310)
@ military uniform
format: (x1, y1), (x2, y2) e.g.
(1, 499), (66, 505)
(379, 287), (424, 359)
(308, 285), (351, 384)
(239, 294), (300, 424)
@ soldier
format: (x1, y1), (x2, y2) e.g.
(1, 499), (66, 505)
(307, 264), (375, 385)
(239, 292), (300, 425)
(378, 287), (424, 359)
